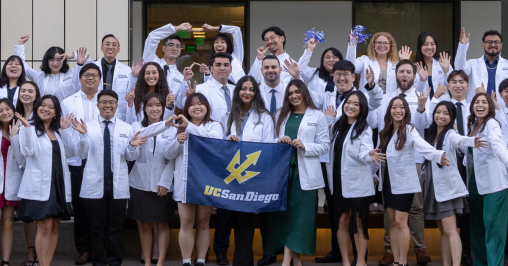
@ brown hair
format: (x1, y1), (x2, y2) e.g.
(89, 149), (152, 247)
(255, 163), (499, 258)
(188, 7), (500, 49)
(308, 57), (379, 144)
(378, 96), (414, 152)
(367, 32), (399, 64)
(467, 92), (498, 136)
(177, 93), (213, 134)
(447, 70), (469, 83)
(134, 62), (169, 115)
(275, 80), (318, 134)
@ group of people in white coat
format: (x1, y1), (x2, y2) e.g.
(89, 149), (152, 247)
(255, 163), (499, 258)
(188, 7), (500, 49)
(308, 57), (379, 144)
(0, 19), (507, 266)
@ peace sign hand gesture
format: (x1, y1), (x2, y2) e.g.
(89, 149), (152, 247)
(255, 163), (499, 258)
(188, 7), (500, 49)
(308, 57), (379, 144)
(129, 131), (148, 148)
(186, 80), (197, 97)
(9, 119), (21, 137)
(14, 113), (30, 128)
(415, 87), (431, 113)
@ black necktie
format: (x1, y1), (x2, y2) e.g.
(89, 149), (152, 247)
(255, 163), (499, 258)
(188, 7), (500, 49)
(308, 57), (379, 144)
(325, 80), (335, 93)
(399, 93), (406, 98)
(164, 65), (169, 77)
(456, 102), (465, 136)
(103, 120), (112, 177)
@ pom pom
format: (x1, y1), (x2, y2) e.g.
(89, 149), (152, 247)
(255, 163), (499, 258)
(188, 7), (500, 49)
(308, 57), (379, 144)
(349, 25), (371, 45)
(303, 27), (326, 45)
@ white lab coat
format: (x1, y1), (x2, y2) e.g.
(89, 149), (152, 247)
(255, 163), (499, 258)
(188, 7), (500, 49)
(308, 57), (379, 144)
(129, 121), (176, 192)
(18, 126), (74, 201)
(142, 23), (186, 109)
(428, 130), (473, 202)
(75, 59), (133, 121)
(248, 52), (295, 85)
(61, 90), (100, 166)
(495, 106), (508, 146)
(325, 121), (376, 197)
(276, 108), (330, 190)
(125, 103), (174, 125)
(224, 110), (275, 143)
(75, 118), (140, 199)
(454, 42), (508, 102)
(0, 85), (19, 108)
(167, 122), (223, 202)
(414, 58), (453, 94)
(190, 78), (235, 122)
(1, 133), (25, 201)
(379, 125), (445, 194)
(466, 119), (508, 195)
(414, 98), (469, 132)
(298, 49), (331, 94)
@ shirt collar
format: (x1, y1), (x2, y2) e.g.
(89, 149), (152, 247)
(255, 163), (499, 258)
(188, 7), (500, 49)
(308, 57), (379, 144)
(484, 55), (499, 66)
(210, 77), (228, 88)
(396, 86), (416, 96)
(99, 115), (116, 125)
(101, 58), (116, 67)
(264, 81), (284, 93)
(450, 98), (467, 106)
(80, 90), (98, 101)
(241, 110), (252, 121)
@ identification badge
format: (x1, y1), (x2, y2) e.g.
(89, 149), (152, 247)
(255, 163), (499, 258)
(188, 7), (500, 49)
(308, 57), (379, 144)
(307, 122), (317, 126)
(119, 134), (128, 138)
(438, 70), (443, 74)
(503, 67), (508, 70)
(118, 75), (128, 78)
(63, 76), (72, 81)
(479, 133), (487, 138)
(161, 135), (170, 139)
(173, 78), (182, 84)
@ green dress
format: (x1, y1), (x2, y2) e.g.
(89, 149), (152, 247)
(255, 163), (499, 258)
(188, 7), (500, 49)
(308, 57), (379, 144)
(263, 112), (318, 255)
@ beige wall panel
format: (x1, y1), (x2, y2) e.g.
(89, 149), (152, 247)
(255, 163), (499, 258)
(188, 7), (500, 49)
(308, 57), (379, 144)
(66, 0), (97, 61)
(461, 1), (501, 59)
(132, 1), (143, 62)
(1, 0), (33, 60)
(33, 0), (65, 60)
(97, 0), (129, 61)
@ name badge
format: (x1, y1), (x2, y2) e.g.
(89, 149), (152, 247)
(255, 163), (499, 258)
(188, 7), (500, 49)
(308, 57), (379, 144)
(503, 67), (508, 71)
(438, 70), (443, 74)
(161, 135), (170, 139)
(119, 134), (128, 138)
(118, 75), (128, 79)
(63, 76), (72, 81)
(479, 133), (487, 138)
(173, 78), (183, 84)
(408, 101), (418, 105)
(391, 67), (395, 70)
(307, 122), (317, 126)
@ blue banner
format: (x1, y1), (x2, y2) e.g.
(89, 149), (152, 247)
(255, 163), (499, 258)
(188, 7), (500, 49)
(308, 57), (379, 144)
(186, 134), (291, 213)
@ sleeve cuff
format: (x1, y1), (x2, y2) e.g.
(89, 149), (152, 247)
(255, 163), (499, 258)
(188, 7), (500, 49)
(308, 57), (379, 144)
(364, 82), (375, 91)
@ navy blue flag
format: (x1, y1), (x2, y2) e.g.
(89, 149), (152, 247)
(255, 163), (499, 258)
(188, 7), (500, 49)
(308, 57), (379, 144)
(186, 134), (291, 213)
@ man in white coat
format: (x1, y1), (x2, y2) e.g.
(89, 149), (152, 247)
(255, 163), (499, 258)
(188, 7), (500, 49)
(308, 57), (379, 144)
(72, 89), (146, 266)
(455, 28), (508, 102)
(61, 63), (102, 265)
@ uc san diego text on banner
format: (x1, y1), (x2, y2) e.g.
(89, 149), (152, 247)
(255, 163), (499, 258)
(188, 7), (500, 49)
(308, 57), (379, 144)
(185, 134), (291, 213)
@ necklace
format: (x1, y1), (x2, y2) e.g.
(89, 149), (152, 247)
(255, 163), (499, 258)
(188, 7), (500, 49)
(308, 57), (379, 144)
(486, 65), (497, 70)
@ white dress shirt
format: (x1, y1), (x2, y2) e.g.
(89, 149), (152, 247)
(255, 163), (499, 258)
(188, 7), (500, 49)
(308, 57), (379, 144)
(260, 81), (286, 113)
(248, 52), (295, 85)
(80, 91), (98, 123)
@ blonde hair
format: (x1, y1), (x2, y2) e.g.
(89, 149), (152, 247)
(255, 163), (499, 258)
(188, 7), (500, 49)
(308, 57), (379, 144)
(367, 32), (399, 64)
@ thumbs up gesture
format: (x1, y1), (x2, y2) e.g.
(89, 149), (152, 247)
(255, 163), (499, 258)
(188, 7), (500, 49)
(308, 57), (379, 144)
(475, 82), (486, 94)
(126, 87), (135, 107)
(166, 90), (175, 109)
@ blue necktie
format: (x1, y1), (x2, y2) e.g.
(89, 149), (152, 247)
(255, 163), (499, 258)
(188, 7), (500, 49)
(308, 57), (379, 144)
(270, 89), (277, 114)
(222, 86), (231, 112)
(103, 120), (112, 177)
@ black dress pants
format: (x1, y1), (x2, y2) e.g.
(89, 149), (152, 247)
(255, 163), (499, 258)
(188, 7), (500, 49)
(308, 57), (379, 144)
(457, 153), (471, 255)
(70, 160), (90, 254)
(214, 208), (232, 254)
(83, 174), (127, 266)
(232, 211), (255, 266)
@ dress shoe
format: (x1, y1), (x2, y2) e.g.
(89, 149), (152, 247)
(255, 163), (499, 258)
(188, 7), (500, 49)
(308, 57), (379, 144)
(257, 256), (276, 266)
(504, 255), (508, 266)
(415, 250), (431, 265)
(75, 252), (91, 265)
(378, 252), (394, 266)
(461, 254), (473, 266)
(216, 252), (229, 265)
(314, 252), (341, 263)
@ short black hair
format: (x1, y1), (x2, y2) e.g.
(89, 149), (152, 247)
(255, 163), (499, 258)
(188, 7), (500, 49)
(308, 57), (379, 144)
(40, 46), (70, 74)
(482, 30), (503, 42)
(499, 78), (508, 93)
(332, 60), (355, 73)
(210, 52), (232, 66)
(98, 89), (118, 101)
(262, 55), (280, 66)
(79, 64), (102, 79)
(395, 59), (416, 74)
(102, 34), (120, 46)
(163, 34), (182, 46)
(261, 26), (286, 48)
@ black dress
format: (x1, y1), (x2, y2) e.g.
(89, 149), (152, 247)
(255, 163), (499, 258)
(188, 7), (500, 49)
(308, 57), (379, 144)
(382, 163), (415, 213)
(332, 124), (374, 238)
(18, 140), (73, 222)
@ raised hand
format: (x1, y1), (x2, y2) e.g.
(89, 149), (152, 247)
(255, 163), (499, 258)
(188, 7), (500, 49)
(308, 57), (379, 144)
(325, 105), (337, 118)
(177, 114), (190, 129)
(14, 112), (30, 128)
(228, 135), (240, 142)
(177, 132), (188, 144)
(257, 46), (268, 61)
(185, 80), (197, 97)
(76, 47), (90, 65)
(349, 32), (358, 46)
(201, 24), (219, 31)
(491, 90), (500, 110)
(199, 63), (210, 75)
(415, 87), (431, 113)
(434, 81), (447, 99)
(439, 52), (451, 74)
(416, 61), (428, 82)
(368, 148), (387, 166)
(18, 34), (30, 45)
(366, 65), (375, 87)
(129, 131), (148, 148)
(125, 88), (135, 107)
(60, 114), (75, 130)
(175, 22), (192, 32)
(71, 118), (87, 134)
(475, 82), (486, 94)
(291, 139), (305, 150)
(399, 45), (412, 60)
(278, 136), (291, 144)
(474, 136), (488, 151)
(9, 119), (21, 137)
(283, 58), (300, 79)
(460, 27), (470, 44)
(165, 114), (178, 128)
(166, 90), (175, 108)
(183, 64), (196, 81)
(131, 58), (145, 77)
(306, 38), (317, 52)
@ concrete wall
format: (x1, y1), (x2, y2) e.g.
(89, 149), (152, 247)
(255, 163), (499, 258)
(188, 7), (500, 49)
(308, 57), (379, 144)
(460, 1), (501, 59)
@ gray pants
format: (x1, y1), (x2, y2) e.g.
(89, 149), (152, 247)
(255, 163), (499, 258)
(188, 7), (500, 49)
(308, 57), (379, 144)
(383, 163), (426, 254)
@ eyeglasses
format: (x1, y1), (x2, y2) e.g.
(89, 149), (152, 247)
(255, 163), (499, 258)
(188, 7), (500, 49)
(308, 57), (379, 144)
(375, 41), (391, 46)
(83, 73), (100, 79)
(484, 40), (502, 45)
(164, 43), (183, 49)
(334, 72), (352, 78)
(99, 100), (117, 106)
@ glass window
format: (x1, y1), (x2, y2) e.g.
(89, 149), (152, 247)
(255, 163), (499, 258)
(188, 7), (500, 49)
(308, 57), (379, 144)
(146, 3), (245, 83)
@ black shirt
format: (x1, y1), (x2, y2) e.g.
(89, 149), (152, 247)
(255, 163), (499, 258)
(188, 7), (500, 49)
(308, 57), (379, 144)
(101, 58), (117, 90)
(7, 86), (17, 104)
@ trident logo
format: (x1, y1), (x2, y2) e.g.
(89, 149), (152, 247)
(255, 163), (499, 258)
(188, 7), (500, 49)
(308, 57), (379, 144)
(224, 150), (262, 184)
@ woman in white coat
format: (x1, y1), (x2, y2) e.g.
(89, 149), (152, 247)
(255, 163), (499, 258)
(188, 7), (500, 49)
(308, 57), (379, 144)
(127, 93), (177, 266)
(466, 92), (508, 266)
(15, 95), (75, 266)
(377, 96), (450, 266)
(423, 101), (486, 266)
(414, 32), (453, 100)
(0, 55), (27, 107)
(0, 99), (25, 266)
(325, 91), (385, 266)
(167, 93), (223, 266)
(263, 80), (329, 266)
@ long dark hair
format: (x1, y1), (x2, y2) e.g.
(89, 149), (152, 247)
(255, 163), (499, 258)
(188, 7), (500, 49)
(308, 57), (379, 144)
(134, 62), (169, 115)
(0, 98), (16, 128)
(414, 32), (439, 69)
(314, 47), (343, 82)
(427, 101), (456, 168)
(378, 96), (413, 152)
(331, 91), (368, 142)
(227, 76), (271, 136)
(31, 95), (62, 137)
(275, 79), (318, 134)
(40, 46), (70, 74)
(15, 81), (41, 118)
(467, 92), (498, 136)
(141, 93), (166, 127)
(177, 93), (213, 134)
(0, 56), (26, 88)
(210, 33), (234, 57)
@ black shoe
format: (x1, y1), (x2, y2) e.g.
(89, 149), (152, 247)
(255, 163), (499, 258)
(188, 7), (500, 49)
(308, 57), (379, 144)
(183, 263), (192, 266)
(216, 252), (229, 265)
(196, 263), (206, 266)
(314, 252), (341, 263)
(257, 256), (277, 266)
(461, 254), (473, 266)
(151, 259), (159, 264)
